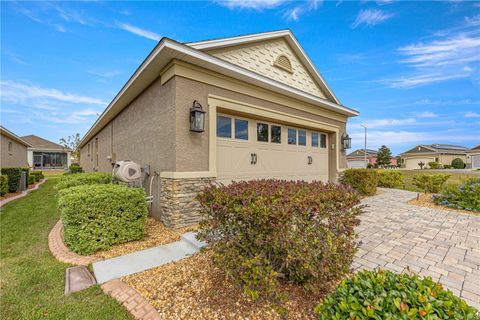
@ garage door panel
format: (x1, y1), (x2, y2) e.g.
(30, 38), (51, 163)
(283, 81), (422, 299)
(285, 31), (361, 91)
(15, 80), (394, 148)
(405, 158), (435, 169)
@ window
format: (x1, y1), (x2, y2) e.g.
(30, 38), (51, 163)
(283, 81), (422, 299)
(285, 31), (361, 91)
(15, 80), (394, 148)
(271, 125), (281, 143)
(298, 130), (306, 146)
(312, 132), (319, 147)
(288, 128), (297, 145)
(217, 115), (232, 138)
(8, 141), (12, 152)
(234, 119), (248, 140)
(257, 123), (268, 142)
(320, 134), (327, 148)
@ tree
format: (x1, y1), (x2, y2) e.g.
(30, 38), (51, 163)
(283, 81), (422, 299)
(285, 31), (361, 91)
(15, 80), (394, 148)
(376, 145), (392, 168)
(59, 133), (81, 163)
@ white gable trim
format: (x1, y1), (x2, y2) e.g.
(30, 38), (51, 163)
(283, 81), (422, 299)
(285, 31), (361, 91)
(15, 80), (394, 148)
(187, 30), (341, 104)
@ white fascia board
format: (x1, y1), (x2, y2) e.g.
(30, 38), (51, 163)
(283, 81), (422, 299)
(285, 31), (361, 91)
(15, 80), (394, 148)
(0, 126), (33, 147)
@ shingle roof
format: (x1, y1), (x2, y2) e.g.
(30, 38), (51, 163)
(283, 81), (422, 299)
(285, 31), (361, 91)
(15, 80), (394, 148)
(21, 135), (66, 150)
(347, 149), (378, 157)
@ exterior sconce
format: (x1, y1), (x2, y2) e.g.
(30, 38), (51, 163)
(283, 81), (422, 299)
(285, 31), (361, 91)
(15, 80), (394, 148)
(189, 100), (206, 132)
(341, 133), (352, 150)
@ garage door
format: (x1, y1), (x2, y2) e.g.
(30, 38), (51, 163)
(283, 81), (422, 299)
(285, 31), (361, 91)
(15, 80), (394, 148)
(216, 114), (329, 184)
(348, 160), (367, 168)
(472, 155), (480, 169)
(405, 157), (435, 169)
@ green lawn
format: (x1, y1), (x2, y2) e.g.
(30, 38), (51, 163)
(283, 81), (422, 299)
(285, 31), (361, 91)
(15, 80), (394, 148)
(0, 178), (131, 320)
(399, 170), (479, 192)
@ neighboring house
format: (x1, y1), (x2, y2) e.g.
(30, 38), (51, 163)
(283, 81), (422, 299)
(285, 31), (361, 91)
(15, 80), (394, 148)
(0, 126), (31, 168)
(21, 135), (71, 170)
(400, 144), (468, 169)
(466, 145), (480, 169)
(346, 149), (397, 168)
(78, 30), (359, 228)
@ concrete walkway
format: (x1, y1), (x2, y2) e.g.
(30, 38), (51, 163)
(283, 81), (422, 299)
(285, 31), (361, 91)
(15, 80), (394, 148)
(93, 232), (206, 283)
(354, 188), (480, 309)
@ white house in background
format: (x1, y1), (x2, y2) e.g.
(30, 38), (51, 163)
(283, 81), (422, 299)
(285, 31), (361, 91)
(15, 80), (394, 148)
(466, 145), (480, 169)
(21, 135), (71, 170)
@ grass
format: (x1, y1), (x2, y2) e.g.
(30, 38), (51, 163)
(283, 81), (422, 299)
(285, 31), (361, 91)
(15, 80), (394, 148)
(399, 170), (479, 192)
(0, 177), (131, 320)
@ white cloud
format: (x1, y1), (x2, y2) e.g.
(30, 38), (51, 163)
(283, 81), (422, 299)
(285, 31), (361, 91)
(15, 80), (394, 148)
(117, 22), (161, 41)
(350, 118), (416, 129)
(415, 111), (438, 118)
(87, 70), (121, 78)
(464, 111), (480, 118)
(215, 0), (286, 10)
(215, 0), (321, 20)
(387, 73), (469, 88)
(283, 0), (322, 21)
(351, 9), (393, 28)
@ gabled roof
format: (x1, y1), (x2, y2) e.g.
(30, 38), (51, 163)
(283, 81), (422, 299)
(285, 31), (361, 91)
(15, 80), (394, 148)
(467, 144), (480, 152)
(187, 29), (340, 104)
(0, 126), (32, 147)
(347, 149), (377, 157)
(401, 144), (468, 155)
(21, 135), (66, 151)
(79, 31), (358, 148)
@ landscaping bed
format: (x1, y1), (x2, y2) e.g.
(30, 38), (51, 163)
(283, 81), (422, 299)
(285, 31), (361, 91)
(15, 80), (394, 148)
(408, 194), (479, 216)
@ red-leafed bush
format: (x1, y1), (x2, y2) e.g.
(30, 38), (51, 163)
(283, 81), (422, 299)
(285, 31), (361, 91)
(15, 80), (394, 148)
(197, 179), (363, 300)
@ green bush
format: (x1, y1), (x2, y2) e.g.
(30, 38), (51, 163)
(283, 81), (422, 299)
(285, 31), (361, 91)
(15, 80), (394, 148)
(69, 164), (83, 174)
(428, 161), (441, 169)
(28, 174), (35, 185)
(0, 175), (8, 196)
(443, 164), (452, 169)
(314, 270), (479, 319)
(197, 180), (362, 300)
(31, 171), (44, 181)
(412, 174), (450, 194)
(433, 178), (480, 211)
(451, 158), (465, 169)
(56, 172), (112, 190)
(58, 184), (148, 255)
(377, 170), (404, 188)
(340, 169), (378, 196)
(1, 168), (23, 192)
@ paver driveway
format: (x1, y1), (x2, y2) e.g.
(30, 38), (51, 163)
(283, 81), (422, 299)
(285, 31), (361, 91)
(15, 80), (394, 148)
(354, 188), (480, 309)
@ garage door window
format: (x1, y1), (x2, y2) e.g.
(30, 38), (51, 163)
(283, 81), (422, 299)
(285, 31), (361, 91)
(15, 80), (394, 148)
(235, 119), (248, 140)
(271, 125), (281, 143)
(320, 134), (327, 148)
(257, 123), (268, 142)
(298, 130), (306, 146)
(312, 132), (319, 147)
(217, 115), (232, 138)
(288, 128), (297, 145)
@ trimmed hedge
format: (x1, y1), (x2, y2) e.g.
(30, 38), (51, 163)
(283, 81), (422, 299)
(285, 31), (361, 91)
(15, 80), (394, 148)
(340, 169), (378, 196)
(31, 171), (44, 181)
(0, 175), (8, 196)
(315, 270), (479, 319)
(1, 167), (24, 192)
(451, 158), (466, 169)
(433, 178), (480, 211)
(428, 161), (441, 169)
(197, 179), (362, 300)
(58, 184), (148, 255)
(377, 170), (404, 188)
(412, 174), (450, 194)
(56, 172), (112, 191)
(28, 175), (35, 185)
(69, 164), (83, 174)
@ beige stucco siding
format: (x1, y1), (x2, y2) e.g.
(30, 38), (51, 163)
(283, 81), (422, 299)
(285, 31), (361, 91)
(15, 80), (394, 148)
(1, 133), (28, 168)
(438, 154), (466, 165)
(206, 38), (327, 99)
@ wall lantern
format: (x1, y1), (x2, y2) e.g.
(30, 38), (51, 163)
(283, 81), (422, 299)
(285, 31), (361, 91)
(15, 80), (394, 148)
(341, 133), (352, 150)
(189, 100), (206, 133)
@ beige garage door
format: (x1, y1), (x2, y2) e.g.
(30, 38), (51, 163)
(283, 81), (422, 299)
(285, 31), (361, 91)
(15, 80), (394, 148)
(216, 114), (329, 184)
(472, 155), (480, 169)
(405, 157), (435, 169)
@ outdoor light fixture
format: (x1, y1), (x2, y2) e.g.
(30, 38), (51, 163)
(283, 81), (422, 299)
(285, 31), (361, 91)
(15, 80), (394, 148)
(341, 133), (352, 150)
(189, 100), (206, 132)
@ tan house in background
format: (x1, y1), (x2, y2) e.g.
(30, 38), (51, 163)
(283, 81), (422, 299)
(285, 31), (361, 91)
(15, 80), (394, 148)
(0, 126), (31, 168)
(79, 30), (358, 228)
(400, 144), (468, 169)
(466, 145), (480, 169)
(21, 135), (71, 170)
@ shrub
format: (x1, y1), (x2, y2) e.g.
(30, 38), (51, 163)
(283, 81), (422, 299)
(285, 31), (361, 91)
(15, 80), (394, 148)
(58, 184), (148, 255)
(451, 158), (465, 169)
(197, 179), (362, 300)
(428, 161), (441, 169)
(1, 168), (23, 192)
(443, 164), (452, 169)
(433, 178), (480, 211)
(314, 270), (479, 319)
(28, 174), (35, 185)
(377, 170), (404, 188)
(412, 174), (450, 194)
(69, 164), (83, 174)
(340, 169), (378, 196)
(31, 171), (44, 181)
(0, 175), (8, 196)
(56, 172), (112, 190)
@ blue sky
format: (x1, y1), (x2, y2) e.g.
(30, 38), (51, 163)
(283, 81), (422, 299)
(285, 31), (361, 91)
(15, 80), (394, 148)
(1, 1), (479, 155)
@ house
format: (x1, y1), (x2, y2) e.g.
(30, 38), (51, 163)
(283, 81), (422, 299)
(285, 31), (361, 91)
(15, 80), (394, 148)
(21, 135), (71, 170)
(78, 30), (359, 228)
(400, 144), (468, 169)
(346, 149), (397, 168)
(466, 145), (480, 169)
(0, 126), (31, 168)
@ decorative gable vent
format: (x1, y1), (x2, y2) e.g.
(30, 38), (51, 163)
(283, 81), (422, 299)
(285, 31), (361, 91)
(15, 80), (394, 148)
(273, 54), (293, 73)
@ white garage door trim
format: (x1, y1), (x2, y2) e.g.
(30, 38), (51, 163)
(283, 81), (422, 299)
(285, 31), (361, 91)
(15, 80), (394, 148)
(404, 157), (435, 170)
(208, 95), (341, 179)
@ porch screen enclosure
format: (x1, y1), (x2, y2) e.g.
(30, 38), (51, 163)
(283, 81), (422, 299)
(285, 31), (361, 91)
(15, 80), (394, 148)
(33, 152), (68, 169)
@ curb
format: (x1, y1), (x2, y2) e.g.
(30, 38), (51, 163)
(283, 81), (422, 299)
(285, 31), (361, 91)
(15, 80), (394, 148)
(0, 179), (45, 207)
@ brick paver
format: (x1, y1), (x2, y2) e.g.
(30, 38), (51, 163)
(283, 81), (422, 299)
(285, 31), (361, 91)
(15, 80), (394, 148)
(354, 188), (480, 309)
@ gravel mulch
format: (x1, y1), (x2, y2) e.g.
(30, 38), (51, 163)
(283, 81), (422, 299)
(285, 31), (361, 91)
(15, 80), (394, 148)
(95, 218), (197, 259)
(408, 193), (479, 216)
(122, 251), (325, 320)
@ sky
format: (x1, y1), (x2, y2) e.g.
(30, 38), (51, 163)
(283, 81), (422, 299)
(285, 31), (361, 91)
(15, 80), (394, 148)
(1, 0), (479, 155)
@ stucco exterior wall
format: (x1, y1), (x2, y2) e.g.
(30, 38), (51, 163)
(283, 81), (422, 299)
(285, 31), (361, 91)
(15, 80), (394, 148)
(439, 154), (466, 166)
(0, 133), (28, 168)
